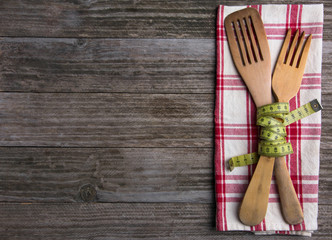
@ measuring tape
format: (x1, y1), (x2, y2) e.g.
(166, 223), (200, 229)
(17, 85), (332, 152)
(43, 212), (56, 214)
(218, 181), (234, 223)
(229, 99), (322, 171)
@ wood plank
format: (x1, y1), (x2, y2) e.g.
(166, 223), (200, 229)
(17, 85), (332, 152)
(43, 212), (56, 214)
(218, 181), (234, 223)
(0, 38), (215, 93)
(0, 147), (330, 204)
(0, 92), (326, 148)
(1, 37), (331, 94)
(0, 93), (213, 147)
(0, 147), (214, 203)
(0, 203), (330, 239)
(0, 0), (216, 38)
(0, 0), (330, 39)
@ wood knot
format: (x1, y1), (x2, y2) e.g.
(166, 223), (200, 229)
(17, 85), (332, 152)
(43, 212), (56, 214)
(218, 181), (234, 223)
(76, 38), (87, 47)
(79, 184), (97, 202)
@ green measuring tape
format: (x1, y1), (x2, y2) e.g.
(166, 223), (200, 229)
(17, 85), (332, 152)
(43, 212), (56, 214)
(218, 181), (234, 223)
(229, 99), (322, 171)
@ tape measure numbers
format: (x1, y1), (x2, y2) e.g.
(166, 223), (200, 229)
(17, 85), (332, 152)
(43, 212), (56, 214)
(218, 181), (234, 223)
(229, 153), (258, 171)
(283, 99), (322, 125)
(229, 99), (322, 171)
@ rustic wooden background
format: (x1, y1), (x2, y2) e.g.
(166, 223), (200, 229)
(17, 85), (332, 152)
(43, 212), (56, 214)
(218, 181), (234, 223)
(0, 0), (331, 239)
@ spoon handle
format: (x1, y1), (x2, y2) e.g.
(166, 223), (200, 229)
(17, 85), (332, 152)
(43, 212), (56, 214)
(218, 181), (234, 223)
(239, 155), (275, 226)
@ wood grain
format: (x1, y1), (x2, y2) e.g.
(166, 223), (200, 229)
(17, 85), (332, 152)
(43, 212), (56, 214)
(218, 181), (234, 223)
(0, 0), (330, 39)
(272, 29), (311, 225)
(0, 0), (216, 38)
(0, 147), (330, 205)
(0, 37), (331, 94)
(0, 203), (331, 240)
(0, 38), (215, 93)
(0, 0), (331, 238)
(0, 147), (214, 203)
(0, 93), (213, 147)
(224, 7), (274, 226)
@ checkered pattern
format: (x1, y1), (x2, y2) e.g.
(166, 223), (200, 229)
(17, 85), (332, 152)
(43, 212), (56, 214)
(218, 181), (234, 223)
(215, 4), (323, 236)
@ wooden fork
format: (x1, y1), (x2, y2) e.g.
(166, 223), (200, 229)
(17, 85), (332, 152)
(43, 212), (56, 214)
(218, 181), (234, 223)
(272, 29), (312, 225)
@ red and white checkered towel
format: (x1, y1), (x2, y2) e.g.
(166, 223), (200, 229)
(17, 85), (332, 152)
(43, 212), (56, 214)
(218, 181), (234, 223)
(215, 4), (323, 236)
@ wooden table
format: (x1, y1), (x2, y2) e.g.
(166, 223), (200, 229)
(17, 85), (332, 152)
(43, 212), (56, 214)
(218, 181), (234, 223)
(0, 1), (331, 239)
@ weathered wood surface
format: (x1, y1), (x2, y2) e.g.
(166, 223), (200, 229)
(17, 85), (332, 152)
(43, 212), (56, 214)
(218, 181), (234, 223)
(0, 0), (331, 239)
(0, 147), (330, 205)
(0, 93), (213, 147)
(0, 92), (328, 147)
(0, 38), (215, 93)
(0, 147), (214, 203)
(0, 203), (331, 240)
(0, 0), (330, 39)
(1, 38), (331, 94)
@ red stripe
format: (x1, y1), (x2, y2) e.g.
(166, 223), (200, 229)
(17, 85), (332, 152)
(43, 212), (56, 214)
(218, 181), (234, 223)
(217, 73), (321, 79)
(268, 36), (322, 40)
(215, 174), (319, 181)
(303, 73), (321, 76)
(290, 4), (306, 231)
(286, 5), (290, 29)
(218, 22), (323, 27)
(219, 123), (321, 127)
(300, 123), (321, 127)
(249, 75), (257, 156)
(215, 5), (221, 231)
(215, 5), (222, 231)
(222, 183), (318, 194)
(216, 125), (321, 132)
(216, 85), (321, 91)
(285, 5), (291, 232)
(217, 80), (244, 86)
(301, 77), (321, 85)
(246, 88), (251, 154)
(217, 74), (240, 78)
(221, 123), (256, 127)
(299, 5), (306, 231)
(255, 222), (262, 231)
(216, 127), (320, 136)
(246, 5), (255, 232)
(265, 26), (323, 35)
(265, 22), (323, 26)
(215, 136), (320, 141)
(221, 5), (227, 231)
(216, 86), (247, 91)
(217, 33), (323, 41)
(300, 86), (321, 90)
(256, 4), (264, 232)
(216, 197), (318, 203)
(215, 5), (227, 231)
(290, 5), (299, 29)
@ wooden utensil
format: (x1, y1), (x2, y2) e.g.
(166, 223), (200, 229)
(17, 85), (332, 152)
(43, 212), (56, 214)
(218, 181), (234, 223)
(272, 29), (312, 225)
(224, 8), (274, 226)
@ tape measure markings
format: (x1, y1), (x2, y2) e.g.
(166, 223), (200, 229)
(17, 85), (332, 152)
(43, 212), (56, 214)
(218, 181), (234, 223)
(283, 99), (322, 126)
(229, 99), (322, 171)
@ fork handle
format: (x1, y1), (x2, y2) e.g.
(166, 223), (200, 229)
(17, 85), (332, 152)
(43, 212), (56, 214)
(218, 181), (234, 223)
(275, 156), (304, 225)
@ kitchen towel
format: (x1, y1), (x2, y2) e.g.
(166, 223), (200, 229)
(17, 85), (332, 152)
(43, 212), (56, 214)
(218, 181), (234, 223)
(215, 4), (323, 236)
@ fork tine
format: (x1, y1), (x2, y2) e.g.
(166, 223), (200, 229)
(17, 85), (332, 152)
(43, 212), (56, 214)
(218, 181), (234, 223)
(286, 29), (299, 65)
(298, 34), (312, 69)
(276, 29), (291, 64)
(292, 31), (305, 66)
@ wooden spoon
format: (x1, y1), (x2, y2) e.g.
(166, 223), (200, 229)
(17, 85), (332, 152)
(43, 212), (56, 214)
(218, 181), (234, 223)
(224, 8), (273, 226)
(272, 29), (312, 225)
